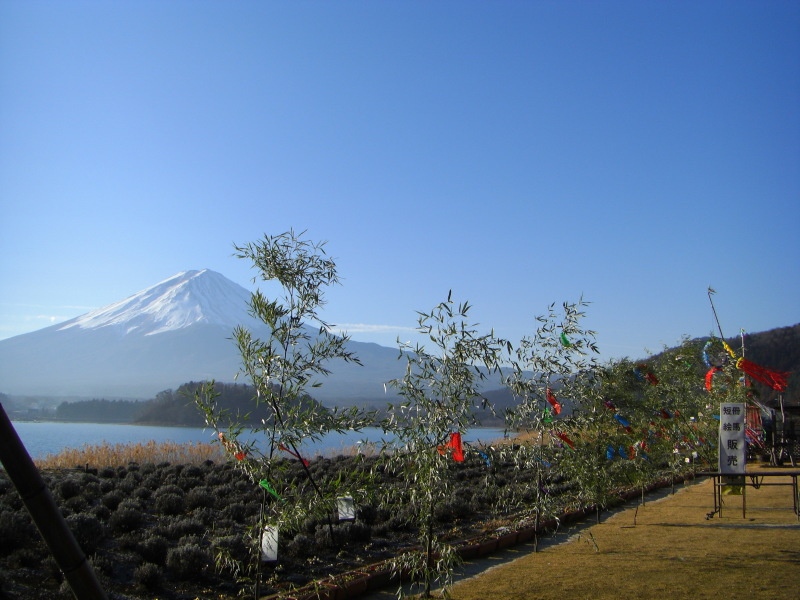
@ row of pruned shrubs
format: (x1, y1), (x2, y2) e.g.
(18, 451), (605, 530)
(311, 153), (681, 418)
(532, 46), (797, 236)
(0, 450), (582, 599)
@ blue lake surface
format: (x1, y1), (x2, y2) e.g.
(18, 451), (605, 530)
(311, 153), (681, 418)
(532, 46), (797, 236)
(9, 421), (509, 460)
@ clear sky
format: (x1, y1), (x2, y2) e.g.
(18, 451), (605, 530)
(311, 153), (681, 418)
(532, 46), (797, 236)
(1, 0), (798, 361)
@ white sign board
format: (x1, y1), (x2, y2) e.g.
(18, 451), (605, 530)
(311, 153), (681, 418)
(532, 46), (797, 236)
(719, 403), (746, 474)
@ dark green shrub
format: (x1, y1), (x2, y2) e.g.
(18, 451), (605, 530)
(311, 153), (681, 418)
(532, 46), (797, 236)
(434, 497), (471, 523)
(7, 547), (41, 569)
(164, 516), (204, 540)
(244, 501), (261, 517)
(166, 544), (210, 580)
(222, 502), (247, 522)
(134, 561), (163, 590)
(155, 492), (184, 516)
(82, 481), (101, 500)
(178, 534), (203, 546)
(314, 520), (369, 548)
(109, 506), (144, 533)
(56, 476), (82, 500)
(192, 506), (216, 526)
(350, 521), (371, 542)
(153, 484), (184, 498)
(141, 474), (162, 490)
(212, 534), (249, 564)
(205, 472), (228, 487)
(117, 498), (142, 512)
(287, 533), (313, 558)
(356, 504), (377, 524)
(65, 513), (105, 555)
(90, 504), (111, 522)
(185, 486), (215, 510)
(183, 465), (203, 478)
(0, 489), (23, 511)
(88, 553), (116, 577)
(0, 512), (35, 555)
(177, 468), (203, 491)
(118, 477), (137, 494)
(101, 491), (123, 510)
(63, 495), (89, 514)
(133, 487), (152, 501)
(137, 535), (169, 564)
(330, 521), (371, 544)
(98, 467), (116, 479)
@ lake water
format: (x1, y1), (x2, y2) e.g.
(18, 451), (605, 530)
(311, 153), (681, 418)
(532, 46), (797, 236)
(8, 421), (509, 460)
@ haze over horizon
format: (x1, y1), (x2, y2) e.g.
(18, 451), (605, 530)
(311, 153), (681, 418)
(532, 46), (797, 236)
(2, 1), (798, 360)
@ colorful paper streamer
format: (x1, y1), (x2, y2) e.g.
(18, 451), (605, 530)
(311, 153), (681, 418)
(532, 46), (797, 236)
(279, 444), (309, 467)
(633, 364), (658, 385)
(546, 388), (562, 415)
(554, 431), (576, 450)
(259, 480), (285, 503)
(437, 432), (464, 462)
(722, 340), (788, 391)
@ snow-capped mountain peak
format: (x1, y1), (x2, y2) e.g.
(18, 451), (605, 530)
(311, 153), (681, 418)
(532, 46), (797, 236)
(59, 269), (256, 336)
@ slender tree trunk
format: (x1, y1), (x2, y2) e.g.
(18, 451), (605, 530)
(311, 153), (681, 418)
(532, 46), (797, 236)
(424, 507), (434, 599)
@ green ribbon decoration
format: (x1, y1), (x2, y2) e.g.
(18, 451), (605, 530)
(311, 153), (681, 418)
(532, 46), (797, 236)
(560, 332), (571, 347)
(259, 479), (285, 503)
(543, 407), (554, 424)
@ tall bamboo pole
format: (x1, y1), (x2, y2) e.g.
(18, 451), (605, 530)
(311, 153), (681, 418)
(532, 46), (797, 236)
(0, 403), (107, 600)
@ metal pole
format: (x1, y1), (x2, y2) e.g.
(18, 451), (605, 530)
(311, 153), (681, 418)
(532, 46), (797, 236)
(707, 287), (726, 340)
(0, 403), (107, 600)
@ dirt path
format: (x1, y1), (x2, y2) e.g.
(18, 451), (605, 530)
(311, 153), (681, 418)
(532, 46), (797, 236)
(443, 469), (800, 600)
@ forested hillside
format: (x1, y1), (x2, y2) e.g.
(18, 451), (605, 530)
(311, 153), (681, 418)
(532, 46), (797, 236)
(727, 324), (800, 404)
(648, 324), (800, 406)
(45, 382), (321, 427)
(55, 398), (145, 423)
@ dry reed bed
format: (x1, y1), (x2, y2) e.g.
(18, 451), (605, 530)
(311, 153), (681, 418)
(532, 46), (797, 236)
(34, 440), (226, 470)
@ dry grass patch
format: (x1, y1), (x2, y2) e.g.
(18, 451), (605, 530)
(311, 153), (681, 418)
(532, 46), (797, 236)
(449, 469), (800, 600)
(34, 440), (225, 469)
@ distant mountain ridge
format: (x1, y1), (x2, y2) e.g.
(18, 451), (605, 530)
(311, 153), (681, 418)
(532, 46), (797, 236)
(0, 269), (413, 402)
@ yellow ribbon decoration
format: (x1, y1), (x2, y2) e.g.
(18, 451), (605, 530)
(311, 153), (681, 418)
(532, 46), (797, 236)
(722, 341), (737, 359)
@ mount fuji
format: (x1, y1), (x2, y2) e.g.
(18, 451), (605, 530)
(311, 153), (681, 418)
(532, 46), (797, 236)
(0, 270), (407, 403)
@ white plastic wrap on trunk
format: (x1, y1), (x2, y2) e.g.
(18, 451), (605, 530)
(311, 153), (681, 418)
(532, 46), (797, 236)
(260, 525), (278, 562)
(337, 496), (355, 521)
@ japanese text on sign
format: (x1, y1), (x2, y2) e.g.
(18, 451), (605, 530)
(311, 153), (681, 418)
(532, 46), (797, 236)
(719, 402), (746, 474)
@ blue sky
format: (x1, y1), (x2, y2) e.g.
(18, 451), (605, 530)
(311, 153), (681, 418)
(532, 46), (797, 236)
(1, 0), (798, 360)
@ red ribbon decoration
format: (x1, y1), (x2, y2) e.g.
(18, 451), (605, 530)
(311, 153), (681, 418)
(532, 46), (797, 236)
(546, 388), (562, 415)
(437, 433), (464, 462)
(554, 431), (576, 450)
(635, 364), (659, 385)
(449, 432), (464, 462)
(279, 444), (309, 466)
(705, 367), (724, 392)
(735, 358), (789, 392)
(219, 432), (247, 461)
